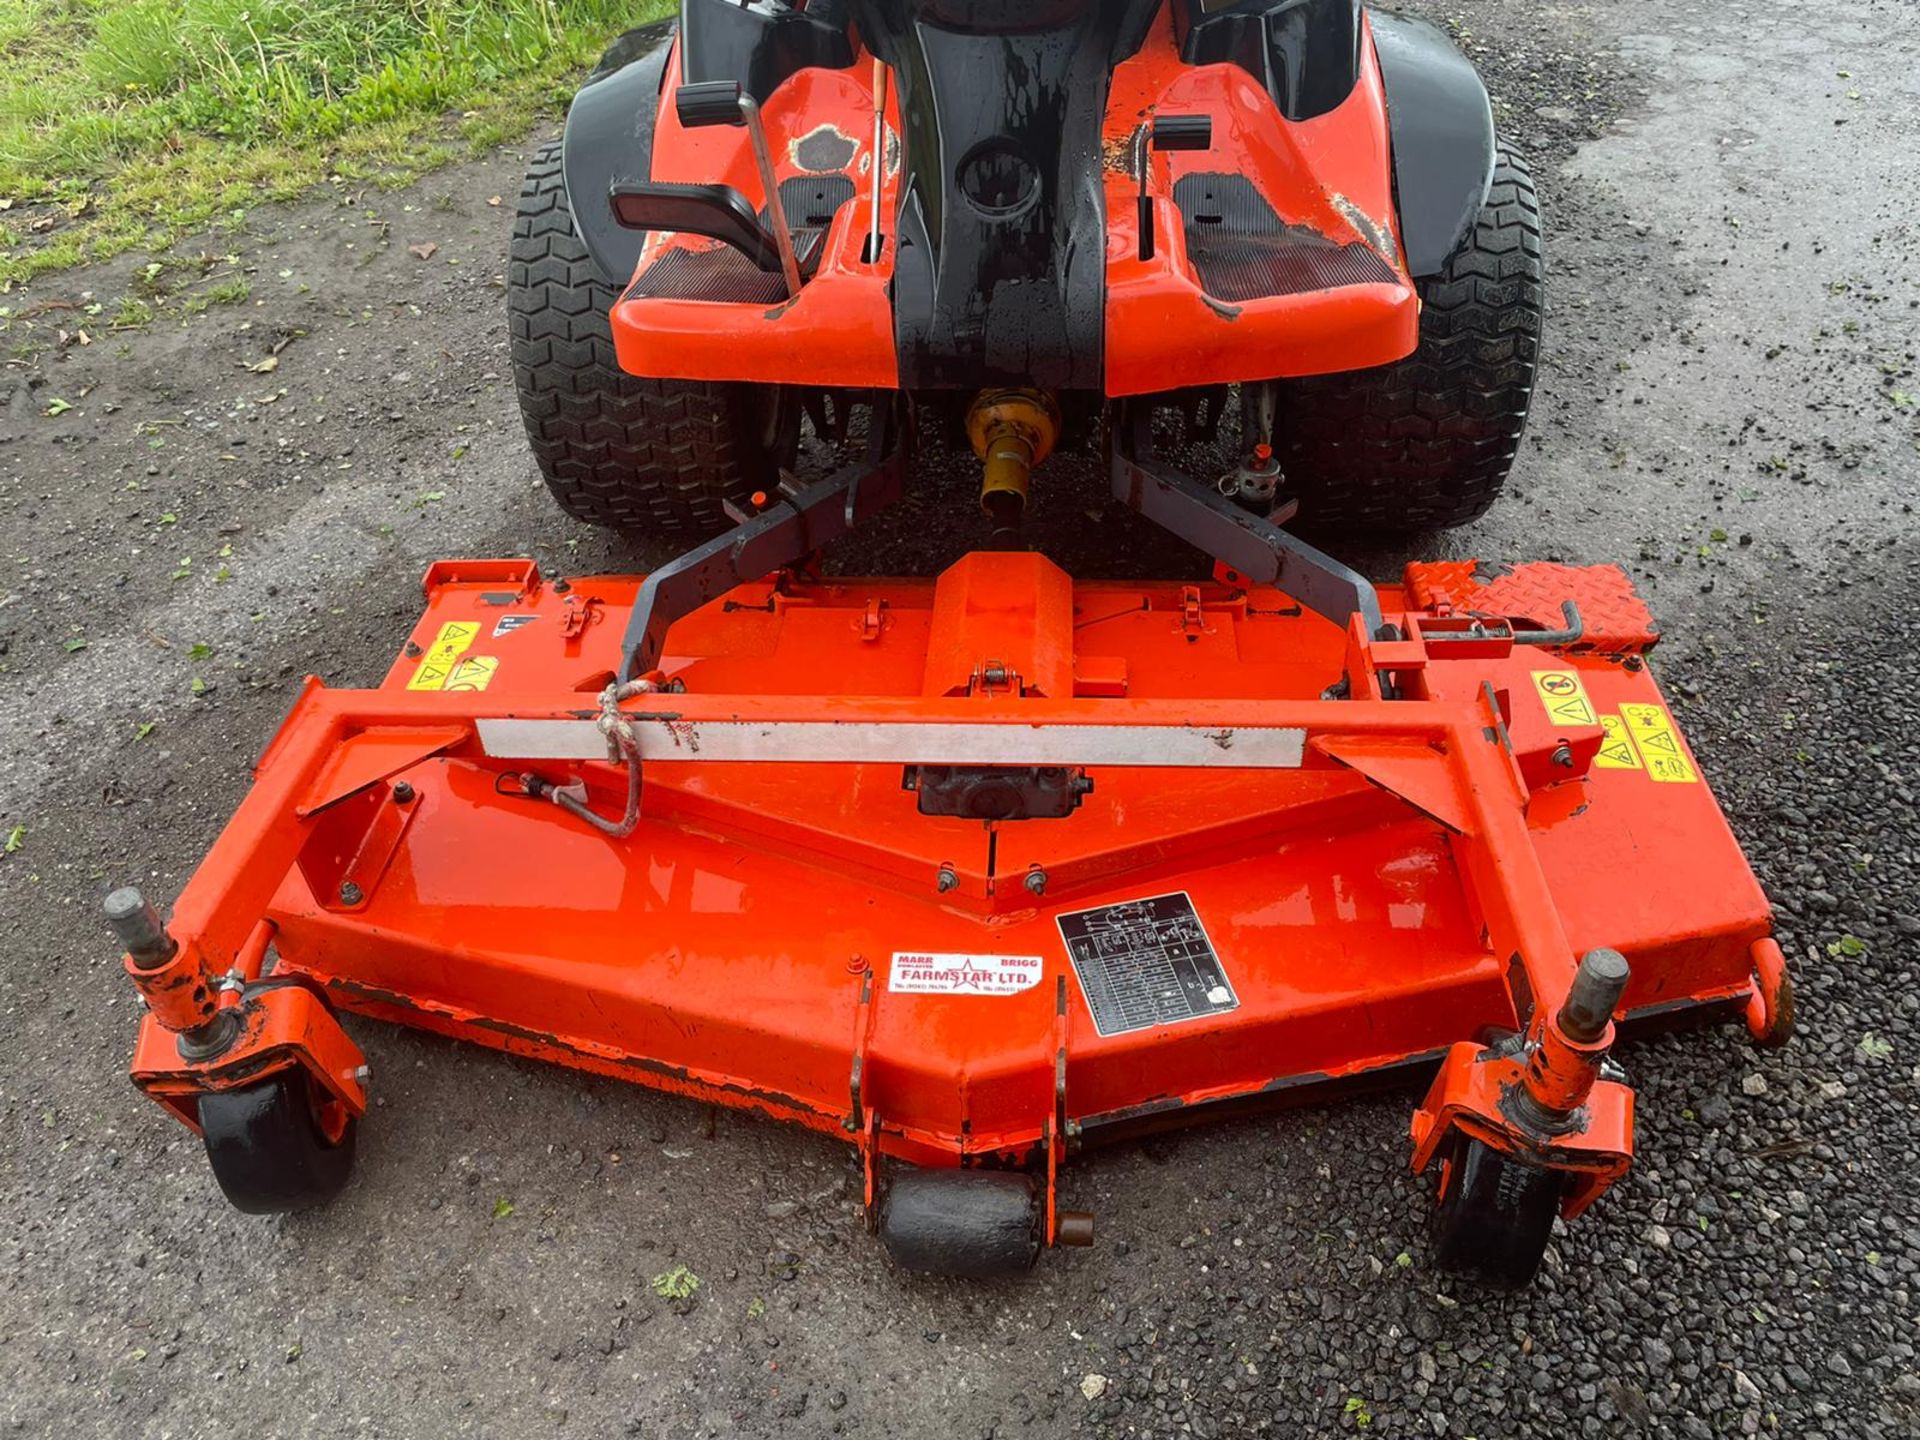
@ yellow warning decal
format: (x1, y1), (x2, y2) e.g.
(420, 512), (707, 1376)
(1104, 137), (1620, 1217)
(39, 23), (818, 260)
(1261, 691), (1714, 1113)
(1532, 669), (1597, 728)
(442, 655), (498, 692)
(1594, 714), (1643, 770)
(407, 620), (480, 691)
(1620, 702), (1698, 784)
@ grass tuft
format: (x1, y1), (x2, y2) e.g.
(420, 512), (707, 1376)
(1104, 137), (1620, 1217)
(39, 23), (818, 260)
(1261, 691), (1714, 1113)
(0, 0), (674, 284)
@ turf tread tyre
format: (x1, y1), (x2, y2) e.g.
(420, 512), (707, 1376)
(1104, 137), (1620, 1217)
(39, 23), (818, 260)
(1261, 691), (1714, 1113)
(1428, 1133), (1563, 1288)
(509, 140), (775, 538)
(199, 1068), (357, 1214)
(1272, 148), (1544, 533)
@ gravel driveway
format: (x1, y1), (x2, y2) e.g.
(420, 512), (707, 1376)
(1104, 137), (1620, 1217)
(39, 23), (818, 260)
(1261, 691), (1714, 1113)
(2, 0), (1916, 1435)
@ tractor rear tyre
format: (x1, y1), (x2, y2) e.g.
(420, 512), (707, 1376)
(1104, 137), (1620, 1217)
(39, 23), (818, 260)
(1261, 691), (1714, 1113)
(1428, 1133), (1564, 1288)
(1271, 148), (1544, 535)
(199, 1068), (358, 1214)
(509, 140), (791, 540)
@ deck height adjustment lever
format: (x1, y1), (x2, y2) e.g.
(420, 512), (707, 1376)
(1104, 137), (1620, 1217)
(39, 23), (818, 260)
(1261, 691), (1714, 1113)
(866, 58), (889, 263)
(1137, 114), (1212, 262)
(675, 80), (804, 299)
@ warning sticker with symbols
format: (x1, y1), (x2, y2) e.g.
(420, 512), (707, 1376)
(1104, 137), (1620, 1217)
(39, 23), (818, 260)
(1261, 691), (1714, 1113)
(889, 952), (1044, 996)
(407, 620), (480, 690)
(1594, 714), (1643, 770)
(1532, 669), (1597, 728)
(443, 655), (497, 692)
(1620, 702), (1698, 784)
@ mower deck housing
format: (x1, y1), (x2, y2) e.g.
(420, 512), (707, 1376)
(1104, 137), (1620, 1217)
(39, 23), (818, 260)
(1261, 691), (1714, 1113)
(127, 552), (1778, 1218)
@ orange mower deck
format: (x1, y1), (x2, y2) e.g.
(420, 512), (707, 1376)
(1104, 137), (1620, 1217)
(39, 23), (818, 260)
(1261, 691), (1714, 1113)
(116, 548), (1788, 1269)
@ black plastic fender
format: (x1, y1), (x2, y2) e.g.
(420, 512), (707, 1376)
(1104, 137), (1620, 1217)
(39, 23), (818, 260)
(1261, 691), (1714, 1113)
(1368, 11), (1496, 277)
(561, 20), (675, 289)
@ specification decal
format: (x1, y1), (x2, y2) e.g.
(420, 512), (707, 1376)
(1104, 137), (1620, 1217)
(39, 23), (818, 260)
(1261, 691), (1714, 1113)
(1056, 891), (1237, 1038)
(889, 952), (1043, 996)
(1532, 669), (1597, 728)
(492, 614), (538, 638)
(407, 620), (479, 690)
(1620, 702), (1698, 784)
(1594, 714), (1643, 770)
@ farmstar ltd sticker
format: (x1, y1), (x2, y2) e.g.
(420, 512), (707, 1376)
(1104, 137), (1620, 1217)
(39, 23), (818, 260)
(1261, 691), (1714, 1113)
(888, 952), (1044, 996)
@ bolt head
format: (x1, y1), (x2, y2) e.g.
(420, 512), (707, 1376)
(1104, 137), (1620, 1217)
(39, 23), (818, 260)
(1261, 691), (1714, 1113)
(392, 781), (416, 804)
(935, 866), (959, 894)
(1024, 869), (1048, 897)
(338, 881), (364, 906)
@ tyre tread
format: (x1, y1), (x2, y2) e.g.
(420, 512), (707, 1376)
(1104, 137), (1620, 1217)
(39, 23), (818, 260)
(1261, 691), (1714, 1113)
(508, 140), (769, 537)
(1273, 148), (1544, 534)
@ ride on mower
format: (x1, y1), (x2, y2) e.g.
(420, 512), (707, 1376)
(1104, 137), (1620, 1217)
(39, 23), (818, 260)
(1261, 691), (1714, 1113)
(109, 0), (1790, 1286)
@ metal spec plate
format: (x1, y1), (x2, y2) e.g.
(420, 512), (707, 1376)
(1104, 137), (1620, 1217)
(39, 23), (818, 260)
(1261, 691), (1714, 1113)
(1056, 891), (1238, 1038)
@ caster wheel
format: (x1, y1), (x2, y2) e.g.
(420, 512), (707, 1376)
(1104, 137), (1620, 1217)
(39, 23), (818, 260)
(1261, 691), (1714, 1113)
(199, 1067), (357, 1214)
(1429, 1133), (1564, 1288)
(878, 1169), (1040, 1278)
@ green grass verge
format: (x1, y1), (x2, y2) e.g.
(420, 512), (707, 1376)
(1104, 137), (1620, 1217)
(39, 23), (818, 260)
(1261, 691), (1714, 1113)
(0, 0), (675, 286)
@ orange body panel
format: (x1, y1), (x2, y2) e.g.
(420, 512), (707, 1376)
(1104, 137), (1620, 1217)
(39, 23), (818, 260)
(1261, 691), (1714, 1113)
(1102, 15), (1417, 395)
(608, 15), (1417, 392)
(609, 47), (899, 388)
(128, 555), (1774, 1182)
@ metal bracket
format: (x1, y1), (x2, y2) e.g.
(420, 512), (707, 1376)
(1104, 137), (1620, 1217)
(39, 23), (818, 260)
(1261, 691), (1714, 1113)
(1109, 403), (1385, 636)
(1044, 975), (1094, 1248)
(1410, 1039), (1633, 1221)
(616, 398), (908, 681)
(1422, 600), (1586, 650)
(847, 968), (883, 1231)
(847, 968), (874, 1135)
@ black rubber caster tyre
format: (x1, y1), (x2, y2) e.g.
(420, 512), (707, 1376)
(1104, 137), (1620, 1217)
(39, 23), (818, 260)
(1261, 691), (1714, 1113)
(508, 140), (793, 541)
(1429, 1133), (1565, 1288)
(879, 1169), (1040, 1278)
(199, 1068), (358, 1215)
(1271, 147), (1544, 535)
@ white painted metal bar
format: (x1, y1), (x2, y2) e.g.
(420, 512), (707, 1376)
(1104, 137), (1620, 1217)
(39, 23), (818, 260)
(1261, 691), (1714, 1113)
(477, 718), (1307, 769)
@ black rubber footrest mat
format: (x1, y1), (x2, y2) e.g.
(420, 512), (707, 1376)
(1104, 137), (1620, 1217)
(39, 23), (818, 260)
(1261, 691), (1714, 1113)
(1173, 172), (1398, 304)
(629, 175), (854, 304)
(1057, 891), (1239, 1037)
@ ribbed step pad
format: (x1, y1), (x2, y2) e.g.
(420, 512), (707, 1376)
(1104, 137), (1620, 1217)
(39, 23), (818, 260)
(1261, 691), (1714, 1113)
(1404, 561), (1660, 653)
(1174, 172), (1398, 304)
(628, 175), (853, 304)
